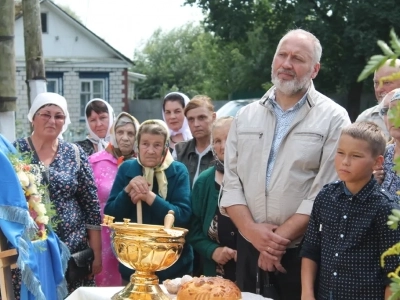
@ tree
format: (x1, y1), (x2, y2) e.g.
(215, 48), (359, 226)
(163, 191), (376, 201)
(132, 24), (247, 100)
(186, 0), (400, 119)
(53, 1), (82, 22)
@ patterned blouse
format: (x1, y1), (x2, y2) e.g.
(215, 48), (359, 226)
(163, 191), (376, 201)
(13, 138), (101, 292)
(382, 144), (400, 196)
(75, 138), (95, 156)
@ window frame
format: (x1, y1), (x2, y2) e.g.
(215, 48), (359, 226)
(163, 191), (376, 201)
(79, 72), (110, 119)
(46, 72), (63, 95)
(41, 13), (48, 34)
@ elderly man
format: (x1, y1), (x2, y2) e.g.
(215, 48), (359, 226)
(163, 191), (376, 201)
(356, 59), (400, 140)
(220, 29), (351, 300)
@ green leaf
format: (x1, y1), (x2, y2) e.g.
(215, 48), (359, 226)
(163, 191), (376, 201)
(378, 40), (395, 56)
(357, 55), (389, 82)
(390, 29), (400, 54)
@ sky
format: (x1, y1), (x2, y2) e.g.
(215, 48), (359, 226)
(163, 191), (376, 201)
(54, 0), (204, 59)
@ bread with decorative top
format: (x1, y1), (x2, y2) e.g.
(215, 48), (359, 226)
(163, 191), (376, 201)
(176, 276), (242, 300)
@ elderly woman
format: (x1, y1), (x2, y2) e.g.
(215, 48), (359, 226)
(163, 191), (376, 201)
(187, 117), (237, 281)
(88, 112), (139, 287)
(76, 98), (114, 156)
(13, 92), (102, 294)
(105, 119), (193, 284)
(374, 88), (400, 195)
(162, 92), (192, 154)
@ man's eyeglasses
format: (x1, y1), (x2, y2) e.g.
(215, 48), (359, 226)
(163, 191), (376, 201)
(36, 112), (66, 122)
(380, 107), (389, 116)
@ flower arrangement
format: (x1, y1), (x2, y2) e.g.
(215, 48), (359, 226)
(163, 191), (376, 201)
(7, 151), (53, 241)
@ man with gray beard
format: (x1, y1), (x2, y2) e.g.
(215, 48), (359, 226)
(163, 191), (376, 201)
(220, 29), (350, 299)
(356, 59), (400, 140)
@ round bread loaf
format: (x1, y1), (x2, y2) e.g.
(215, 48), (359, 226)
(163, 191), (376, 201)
(176, 276), (241, 300)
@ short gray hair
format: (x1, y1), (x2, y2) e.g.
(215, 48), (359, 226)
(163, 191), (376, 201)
(277, 29), (322, 64)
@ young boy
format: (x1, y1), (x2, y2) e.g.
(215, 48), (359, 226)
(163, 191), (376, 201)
(300, 121), (400, 300)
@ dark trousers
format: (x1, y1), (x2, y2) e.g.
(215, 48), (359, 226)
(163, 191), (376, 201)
(236, 233), (301, 300)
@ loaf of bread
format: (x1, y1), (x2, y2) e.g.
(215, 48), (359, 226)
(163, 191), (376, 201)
(176, 276), (242, 300)
(163, 275), (193, 294)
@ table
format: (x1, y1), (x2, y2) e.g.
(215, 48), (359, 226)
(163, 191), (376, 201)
(66, 286), (271, 300)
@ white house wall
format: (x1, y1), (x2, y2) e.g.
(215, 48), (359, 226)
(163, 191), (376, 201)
(13, 1), (133, 142)
(14, 2), (123, 60)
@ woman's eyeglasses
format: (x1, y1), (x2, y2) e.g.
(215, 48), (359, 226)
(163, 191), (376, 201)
(36, 112), (66, 122)
(380, 107), (389, 116)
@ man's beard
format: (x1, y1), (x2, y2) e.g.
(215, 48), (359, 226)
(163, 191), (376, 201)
(271, 68), (313, 96)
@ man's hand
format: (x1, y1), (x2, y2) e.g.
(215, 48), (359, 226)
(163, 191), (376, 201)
(247, 223), (290, 254)
(258, 250), (286, 273)
(212, 247), (237, 265)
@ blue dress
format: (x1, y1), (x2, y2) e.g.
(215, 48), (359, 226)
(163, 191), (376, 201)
(13, 138), (101, 294)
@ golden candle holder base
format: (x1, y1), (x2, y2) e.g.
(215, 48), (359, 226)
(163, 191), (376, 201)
(111, 271), (169, 300)
(102, 211), (187, 300)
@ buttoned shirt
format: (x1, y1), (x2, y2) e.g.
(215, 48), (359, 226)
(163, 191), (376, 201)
(300, 178), (400, 300)
(266, 91), (307, 187)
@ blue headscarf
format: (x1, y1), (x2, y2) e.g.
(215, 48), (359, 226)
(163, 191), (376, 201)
(0, 134), (69, 300)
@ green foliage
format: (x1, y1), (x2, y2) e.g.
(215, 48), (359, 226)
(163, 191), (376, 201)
(132, 24), (251, 100)
(357, 29), (400, 299)
(184, 0), (400, 118)
(358, 29), (400, 82)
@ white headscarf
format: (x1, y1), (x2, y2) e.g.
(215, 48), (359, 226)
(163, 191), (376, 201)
(27, 92), (71, 136)
(84, 98), (115, 151)
(162, 92), (192, 141)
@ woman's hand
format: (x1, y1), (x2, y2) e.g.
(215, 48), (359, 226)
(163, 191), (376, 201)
(90, 256), (102, 277)
(125, 176), (150, 194)
(373, 166), (385, 184)
(211, 247), (237, 265)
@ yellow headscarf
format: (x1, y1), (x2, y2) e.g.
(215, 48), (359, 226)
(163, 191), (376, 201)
(136, 119), (174, 199)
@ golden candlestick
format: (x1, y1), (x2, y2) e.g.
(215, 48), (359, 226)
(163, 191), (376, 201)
(102, 210), (188, 300)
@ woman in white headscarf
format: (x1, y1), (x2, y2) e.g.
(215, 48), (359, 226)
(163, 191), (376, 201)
(13, 92), (102, 295)
(75, 98), (115, 156)
(88, 112), (139, 287)
(162, 92), (192, 154)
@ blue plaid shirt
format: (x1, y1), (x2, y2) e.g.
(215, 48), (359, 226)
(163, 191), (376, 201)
(266, 90), (307, 187)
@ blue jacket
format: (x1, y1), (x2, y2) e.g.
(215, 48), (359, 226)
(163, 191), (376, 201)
(105, 159), (193, 281)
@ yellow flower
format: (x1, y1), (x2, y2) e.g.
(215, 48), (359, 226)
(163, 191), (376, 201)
(26, 184), (38, 196)
(36, 215), (49, 225)
(17, 170), (30, 188)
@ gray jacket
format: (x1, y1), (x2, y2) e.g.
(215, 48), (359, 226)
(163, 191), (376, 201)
(220, 82), (351, 247)
(175, 138), (214, 187)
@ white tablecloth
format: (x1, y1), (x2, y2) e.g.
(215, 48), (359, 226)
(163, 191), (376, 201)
(65, 286), (272, 300)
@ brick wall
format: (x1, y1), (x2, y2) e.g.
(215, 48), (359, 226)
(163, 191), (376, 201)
(15, 67), (127, 142)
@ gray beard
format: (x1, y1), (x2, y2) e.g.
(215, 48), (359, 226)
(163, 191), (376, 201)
(271, 69), (313, 96)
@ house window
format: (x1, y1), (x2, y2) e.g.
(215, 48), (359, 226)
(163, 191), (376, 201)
(79, 72), (109, 118)
(46, 72), (63, 95)
(41, 13), (48, 33)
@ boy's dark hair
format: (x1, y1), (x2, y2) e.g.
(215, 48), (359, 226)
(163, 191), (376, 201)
(341, 121), (386, 157)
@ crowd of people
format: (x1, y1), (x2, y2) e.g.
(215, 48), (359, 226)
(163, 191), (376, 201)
(1, 28), (400, 300)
